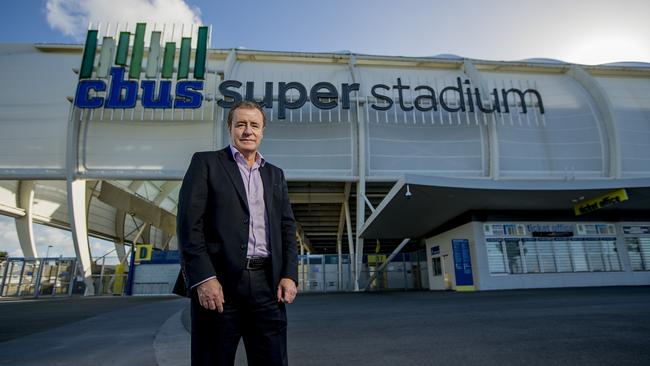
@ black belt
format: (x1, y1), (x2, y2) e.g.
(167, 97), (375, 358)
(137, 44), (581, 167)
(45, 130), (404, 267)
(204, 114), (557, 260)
(245, 257), (269, 270)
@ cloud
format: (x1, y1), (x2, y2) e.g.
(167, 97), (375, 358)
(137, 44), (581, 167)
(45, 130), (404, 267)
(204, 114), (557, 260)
(0, 218), (73, 257)
(0, 216), (118, 259)
(0, 217), (22, 257)
(33, 224), (75, 257)
(45, 0), (203, 41)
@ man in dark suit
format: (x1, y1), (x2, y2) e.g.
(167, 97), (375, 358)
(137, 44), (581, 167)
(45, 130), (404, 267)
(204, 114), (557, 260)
(174, 100), (298, 366)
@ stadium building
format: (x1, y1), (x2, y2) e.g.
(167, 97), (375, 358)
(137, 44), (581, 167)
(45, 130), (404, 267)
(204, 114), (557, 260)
(0, 23), (649, 296)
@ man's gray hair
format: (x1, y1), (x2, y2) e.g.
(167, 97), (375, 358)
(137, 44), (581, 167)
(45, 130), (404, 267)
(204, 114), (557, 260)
(227, 100), (267, 128)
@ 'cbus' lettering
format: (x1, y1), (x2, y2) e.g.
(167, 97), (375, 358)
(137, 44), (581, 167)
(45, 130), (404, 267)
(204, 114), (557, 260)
(74, 67), (204, 109)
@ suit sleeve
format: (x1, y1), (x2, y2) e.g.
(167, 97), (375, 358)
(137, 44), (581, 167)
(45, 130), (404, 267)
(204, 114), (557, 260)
(279, 169), (298, 284)
(177, 153), (216, 289)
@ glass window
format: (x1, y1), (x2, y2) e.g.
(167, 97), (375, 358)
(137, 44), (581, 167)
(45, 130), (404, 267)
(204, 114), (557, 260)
(486, 234), (623, 276)
(522, 240), (540, 273)
(585, 240), (605, 272)
(641, 238), (650, 269)
(626, 237), (650, 271)
(601, 240), (621, 271)
(536, 239), (556, 273)
(487, 241), (507, 274)
(505, 239), (524, 274)
(553, 240), (573, 272)
(570, 241), (589, 272)
(432, 257), (442, 276)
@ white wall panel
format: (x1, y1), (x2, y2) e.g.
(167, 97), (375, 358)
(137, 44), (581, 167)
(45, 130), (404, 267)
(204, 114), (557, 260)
(0, 181), (18, 209)
(82, 118), (214, 175)
(596, 76), (650, 178)
(360, 67), (485, 177)
(480, 71), (604, 178)
(0, 45), (77, 173)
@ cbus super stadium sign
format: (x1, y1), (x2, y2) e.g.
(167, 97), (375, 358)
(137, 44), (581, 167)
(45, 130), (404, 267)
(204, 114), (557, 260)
(74, 23), (207, 109)
(74, 24), (545, 120)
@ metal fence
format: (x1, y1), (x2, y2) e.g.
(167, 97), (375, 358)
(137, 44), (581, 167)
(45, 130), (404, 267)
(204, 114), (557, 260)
(298, 250), (429, 293)
(1, 250), (429, 297)
(0, 256), (130, 298)
(0, 257), (77, 297)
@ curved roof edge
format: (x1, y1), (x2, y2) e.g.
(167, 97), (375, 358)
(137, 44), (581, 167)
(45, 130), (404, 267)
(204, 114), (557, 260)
(402, 174), (650, 191)
(22, 43), (650, 73)
(360, 175), (650, 239)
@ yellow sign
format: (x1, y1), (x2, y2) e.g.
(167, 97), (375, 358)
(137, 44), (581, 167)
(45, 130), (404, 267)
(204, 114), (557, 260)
(574, 189), (628, 216)
(112, 263), (126, 294)
(135, 244), (153, 262)
(367, 254), (386, 265)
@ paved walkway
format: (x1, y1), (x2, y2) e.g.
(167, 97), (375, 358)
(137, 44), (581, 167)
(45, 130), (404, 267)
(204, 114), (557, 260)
(1, 287), (649, 365)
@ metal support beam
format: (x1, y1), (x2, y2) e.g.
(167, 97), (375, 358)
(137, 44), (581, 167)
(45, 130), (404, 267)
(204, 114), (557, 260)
(462, 60), (497, 178)
(113, 181), (145, 262)
(153, 181), (179, 205)
(114, 208), (127, 262)
(67, 179), (95, 295)
(131, 221), (149, 246)
(15, 180), (37, 258)
(348, 54), (367, 292)
(289, 192), (346, 204)
(149, 182), (180, 250)
(344, 197), (357, 291)
(295, 223), (315, 254)
(362, 194), (375, 213)
(336, 182), (352, 290)
(567, 65), (620, 178)
(363, 238), (410, 291)
(298, 234), (305, 292)
(355, 169), (366, 291)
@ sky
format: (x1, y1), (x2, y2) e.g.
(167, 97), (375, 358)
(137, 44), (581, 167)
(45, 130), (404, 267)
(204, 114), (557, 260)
(0, 0), (648, 65)
(0, 215), (117, 260)
(0, 0), (649, 259)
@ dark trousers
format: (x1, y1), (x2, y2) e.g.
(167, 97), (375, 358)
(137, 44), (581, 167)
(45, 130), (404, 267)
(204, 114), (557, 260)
(190, 268), (288, 366)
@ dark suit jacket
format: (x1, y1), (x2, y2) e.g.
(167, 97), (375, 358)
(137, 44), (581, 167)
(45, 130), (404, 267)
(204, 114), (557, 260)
(173, 147), (298, 297)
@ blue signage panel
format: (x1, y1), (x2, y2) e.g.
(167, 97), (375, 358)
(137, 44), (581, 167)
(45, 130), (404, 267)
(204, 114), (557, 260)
(452, 239), (474, 289)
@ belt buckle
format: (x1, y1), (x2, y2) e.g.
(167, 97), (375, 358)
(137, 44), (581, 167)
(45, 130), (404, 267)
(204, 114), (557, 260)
(246, 258), (255, 270)
(246, 257), (263, 270)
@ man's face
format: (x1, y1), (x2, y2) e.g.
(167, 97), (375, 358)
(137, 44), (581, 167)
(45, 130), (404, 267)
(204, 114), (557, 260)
(229, 107), (265, 155)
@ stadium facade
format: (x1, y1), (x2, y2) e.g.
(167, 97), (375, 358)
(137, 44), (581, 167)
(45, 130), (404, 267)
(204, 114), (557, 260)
(0, 23), (649, 295)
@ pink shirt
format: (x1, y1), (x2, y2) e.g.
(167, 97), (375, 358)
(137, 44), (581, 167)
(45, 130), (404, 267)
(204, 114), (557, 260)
(192, 146), (272, 288)
(229, 145), (270, 258)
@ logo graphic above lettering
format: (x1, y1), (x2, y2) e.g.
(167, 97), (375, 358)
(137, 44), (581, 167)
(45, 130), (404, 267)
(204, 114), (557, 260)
(74, 23), (208, 110)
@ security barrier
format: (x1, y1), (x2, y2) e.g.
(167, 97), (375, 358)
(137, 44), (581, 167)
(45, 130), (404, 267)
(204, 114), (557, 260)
(0, 257), (77, 297)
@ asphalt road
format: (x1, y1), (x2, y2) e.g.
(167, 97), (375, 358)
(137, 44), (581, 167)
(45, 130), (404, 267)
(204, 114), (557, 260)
(0, 286), (649, 365)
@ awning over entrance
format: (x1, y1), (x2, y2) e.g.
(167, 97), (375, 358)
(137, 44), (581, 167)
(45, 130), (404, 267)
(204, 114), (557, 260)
(359, 175), (650, 239)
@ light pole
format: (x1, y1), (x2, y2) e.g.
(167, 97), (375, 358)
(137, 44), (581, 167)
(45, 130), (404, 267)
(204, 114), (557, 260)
(44, 245), (53, 259)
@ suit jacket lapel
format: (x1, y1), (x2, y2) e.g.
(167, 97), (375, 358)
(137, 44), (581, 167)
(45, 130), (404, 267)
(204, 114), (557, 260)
(260, 163), (273, 216)
(217, 147), (249, 213)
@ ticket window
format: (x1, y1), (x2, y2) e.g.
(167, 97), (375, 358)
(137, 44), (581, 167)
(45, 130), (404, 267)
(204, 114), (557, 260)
(626, 237), (650, 271)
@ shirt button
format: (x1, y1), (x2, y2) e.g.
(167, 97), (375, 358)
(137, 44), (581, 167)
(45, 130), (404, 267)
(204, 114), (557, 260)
(240, 245), (246, 250)
(243, 218), (249, 224)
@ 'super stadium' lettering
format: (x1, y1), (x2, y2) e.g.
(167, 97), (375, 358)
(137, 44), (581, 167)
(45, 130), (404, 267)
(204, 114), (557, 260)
(215, 77), (544, 119)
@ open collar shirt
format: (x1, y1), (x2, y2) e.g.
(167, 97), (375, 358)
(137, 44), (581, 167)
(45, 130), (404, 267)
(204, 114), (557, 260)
(229, 145), (270, 258)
